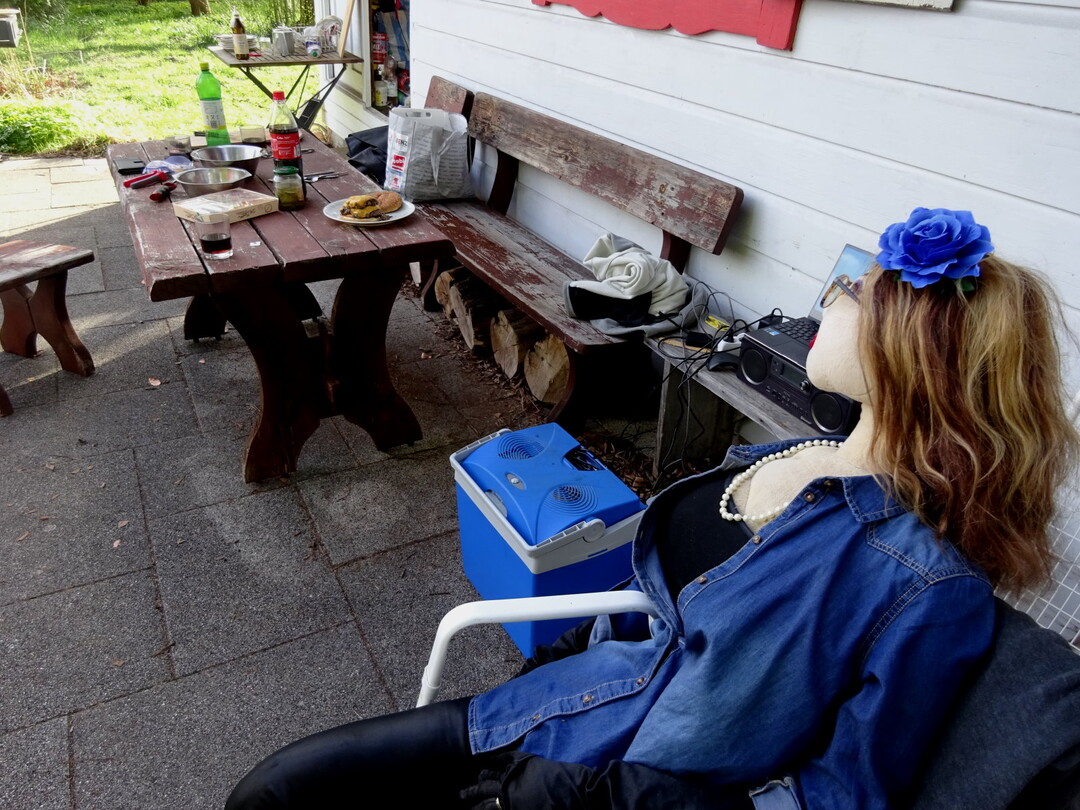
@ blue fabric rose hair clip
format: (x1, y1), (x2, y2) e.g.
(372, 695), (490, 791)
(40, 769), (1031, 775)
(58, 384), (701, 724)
(876, 207), (994, 293)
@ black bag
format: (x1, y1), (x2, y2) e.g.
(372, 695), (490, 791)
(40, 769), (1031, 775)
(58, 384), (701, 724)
(345, 126), (389, 184)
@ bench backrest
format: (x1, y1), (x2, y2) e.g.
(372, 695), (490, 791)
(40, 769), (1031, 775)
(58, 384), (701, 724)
(467, 92), (743, 263)
(425, 75), (473, 118)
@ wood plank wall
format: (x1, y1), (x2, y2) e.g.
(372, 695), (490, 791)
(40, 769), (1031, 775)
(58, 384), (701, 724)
(324, 0), (1080, 394)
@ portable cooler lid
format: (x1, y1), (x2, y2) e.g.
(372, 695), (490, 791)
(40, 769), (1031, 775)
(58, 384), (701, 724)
(460, 424), (644, 546)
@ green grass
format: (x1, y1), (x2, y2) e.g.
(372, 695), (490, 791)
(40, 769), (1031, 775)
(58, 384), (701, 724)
(0, 0), (318, 155)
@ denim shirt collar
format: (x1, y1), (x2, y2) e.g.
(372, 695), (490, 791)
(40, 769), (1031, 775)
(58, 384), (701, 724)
(719, 437), (908, 524)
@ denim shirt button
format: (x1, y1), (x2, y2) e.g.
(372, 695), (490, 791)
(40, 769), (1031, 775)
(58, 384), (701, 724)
(803, 491), (816, 502)
(636, 677), (645, 685)
(582, 695), (594, 704)
(751, 534), (762, 544)
(696, 575), (708, 585)
(532, 713), (540, 721)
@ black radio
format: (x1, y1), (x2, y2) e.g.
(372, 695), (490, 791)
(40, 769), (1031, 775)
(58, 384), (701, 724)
(737, 332), (860, 435)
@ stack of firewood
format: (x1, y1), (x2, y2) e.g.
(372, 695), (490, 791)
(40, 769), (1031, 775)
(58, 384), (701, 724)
(433, 267), (569, 405)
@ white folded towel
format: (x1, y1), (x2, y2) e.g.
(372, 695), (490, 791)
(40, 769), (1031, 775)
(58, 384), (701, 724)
(573, 234), (688, 315)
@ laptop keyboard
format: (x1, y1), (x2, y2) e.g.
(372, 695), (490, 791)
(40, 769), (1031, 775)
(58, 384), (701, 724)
(774, 317), (819, 342)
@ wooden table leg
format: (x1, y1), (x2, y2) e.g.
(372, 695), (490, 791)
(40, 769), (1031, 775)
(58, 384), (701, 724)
(331, 264), (422, 451)
(0, 285), (36, 357)
(213, 286), (330, 482)
(183, 294), (228, 341)
(1, 275), (94, 376)
(0, 383), (12, 417)
(29, 274), (94, 376)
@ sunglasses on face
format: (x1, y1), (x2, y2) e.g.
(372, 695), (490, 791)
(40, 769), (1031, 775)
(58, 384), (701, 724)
(820, 274), (863, 309)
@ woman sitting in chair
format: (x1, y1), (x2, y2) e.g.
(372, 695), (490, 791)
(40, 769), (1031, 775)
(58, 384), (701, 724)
(226, 208), (1078, 810)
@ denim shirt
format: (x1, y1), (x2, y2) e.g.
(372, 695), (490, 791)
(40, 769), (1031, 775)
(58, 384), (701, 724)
(468, 438), (996, 808)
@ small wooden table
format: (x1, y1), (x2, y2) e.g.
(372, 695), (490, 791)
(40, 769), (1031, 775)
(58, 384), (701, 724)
(107, 138), (454, 482)
(207, 45), (363, 129)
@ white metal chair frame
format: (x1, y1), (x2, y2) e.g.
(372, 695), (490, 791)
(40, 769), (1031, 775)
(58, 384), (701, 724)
(416, 590), (659, 707)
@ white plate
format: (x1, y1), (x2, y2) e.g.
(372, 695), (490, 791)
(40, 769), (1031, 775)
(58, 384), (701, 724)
(324, 198), (415, 227)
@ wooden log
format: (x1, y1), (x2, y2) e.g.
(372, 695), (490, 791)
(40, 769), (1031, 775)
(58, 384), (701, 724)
(189, 0), (210, 14)
(433, 267), (464, 320)
(490, 308), (544, 380)
(449, 275), (505, 353)
(524, 332), (571, 404)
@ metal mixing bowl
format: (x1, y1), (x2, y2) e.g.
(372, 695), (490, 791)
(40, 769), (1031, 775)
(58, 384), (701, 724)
(190, 144), (265, 176)
(174, 167), (252, 197)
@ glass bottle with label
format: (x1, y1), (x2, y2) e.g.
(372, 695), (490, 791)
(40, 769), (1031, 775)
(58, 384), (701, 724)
(196, 62), (229, 146)
(267, 90), (303, 176)
(231, 8), (249, 61)
(272, 166), (305, 210)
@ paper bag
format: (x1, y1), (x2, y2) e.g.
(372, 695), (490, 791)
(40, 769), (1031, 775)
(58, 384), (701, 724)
(384, 107), (473, 201)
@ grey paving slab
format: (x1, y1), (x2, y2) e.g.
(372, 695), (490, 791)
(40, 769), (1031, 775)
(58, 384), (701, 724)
(51, 180), (118, 208)
(0, 348), (60, 411)
(148, 488), (350, 676)
(65, 257), (107, 295)
(0, 718), (70, 810)
(419, 352), (522, 410)
(97, 244), (141, 291)
(337, 531), (522, 709)
(0, 167), (51, 196)
(72, 624), (387, 810)
(0, 222), (96, 253)
(0, 448), (149, 603)
(50, 161), (110, 184)
(1, 207), (101, 239)
(0, 156), (83, 171)
(0, 570), (168, 732)
(176, 345), (261, 431)
(67, 286), (187, 330)
(384, 299), (442, 367)
(335, 391), (477, 465)
(299, 448), (461, 565)
(134, 428), (288, 520)
(56, 320), (176, 399)
(0, 384), (200, 460)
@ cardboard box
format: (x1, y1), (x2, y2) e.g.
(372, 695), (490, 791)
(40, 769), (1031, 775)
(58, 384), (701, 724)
(173, 189), (278, 224)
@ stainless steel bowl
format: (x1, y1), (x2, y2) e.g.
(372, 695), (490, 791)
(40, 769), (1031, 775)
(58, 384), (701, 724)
(190, 144), (265, 176)
(174, 167), (252, 197)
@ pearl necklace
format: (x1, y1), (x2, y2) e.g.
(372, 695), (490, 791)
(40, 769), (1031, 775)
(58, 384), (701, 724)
(719, 439), (843, 524)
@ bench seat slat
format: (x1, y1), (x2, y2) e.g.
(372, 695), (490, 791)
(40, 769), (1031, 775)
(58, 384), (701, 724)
(422, 201), (623, 354)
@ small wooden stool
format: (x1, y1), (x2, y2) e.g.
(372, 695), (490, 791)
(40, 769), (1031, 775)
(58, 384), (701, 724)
(0, 240), (96, 416)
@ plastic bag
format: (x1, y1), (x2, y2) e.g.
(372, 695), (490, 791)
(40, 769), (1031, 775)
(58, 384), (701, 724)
(384, 107), (473, 202)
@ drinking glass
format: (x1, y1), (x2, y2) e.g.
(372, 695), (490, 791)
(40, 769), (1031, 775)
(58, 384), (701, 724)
(196, 214), (233, 260)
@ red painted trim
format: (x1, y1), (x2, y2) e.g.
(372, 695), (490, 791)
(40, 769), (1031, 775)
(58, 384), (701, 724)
(532, 0), (801, 51)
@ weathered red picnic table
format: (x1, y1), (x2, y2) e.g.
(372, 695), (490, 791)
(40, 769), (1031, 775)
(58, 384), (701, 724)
(107, 138), (455, 482)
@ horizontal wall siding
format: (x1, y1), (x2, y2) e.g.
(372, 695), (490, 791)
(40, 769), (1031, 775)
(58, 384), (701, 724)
(330, 0), (1079, 392)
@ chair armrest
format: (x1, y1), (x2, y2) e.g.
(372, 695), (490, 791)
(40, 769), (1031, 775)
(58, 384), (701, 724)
(417, 591), (659, 707)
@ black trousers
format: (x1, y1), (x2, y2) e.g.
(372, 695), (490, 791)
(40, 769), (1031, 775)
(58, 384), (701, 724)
(225, 697), (485, 809)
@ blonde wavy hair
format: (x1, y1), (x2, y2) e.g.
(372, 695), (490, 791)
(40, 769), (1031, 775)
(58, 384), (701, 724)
(858, 255), (1079, 592)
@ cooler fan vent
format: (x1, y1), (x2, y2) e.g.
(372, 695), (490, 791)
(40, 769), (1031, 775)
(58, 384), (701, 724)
(497, 436), (544, 459)
(547, 485), (598, 515)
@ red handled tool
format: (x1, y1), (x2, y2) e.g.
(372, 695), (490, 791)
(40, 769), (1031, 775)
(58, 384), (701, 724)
(149, 181), (177, 202)
(122, 170), (168, 189)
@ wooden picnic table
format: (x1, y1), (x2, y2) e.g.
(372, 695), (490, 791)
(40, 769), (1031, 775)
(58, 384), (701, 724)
(106, 137), (455, 482)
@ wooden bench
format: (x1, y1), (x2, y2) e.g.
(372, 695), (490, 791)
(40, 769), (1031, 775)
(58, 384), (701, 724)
(0, 240), (95, 416)
(418, 78), (743, 427)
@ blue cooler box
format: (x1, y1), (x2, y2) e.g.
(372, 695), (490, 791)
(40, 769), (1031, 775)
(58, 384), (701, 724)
(451, 425), (646, 655)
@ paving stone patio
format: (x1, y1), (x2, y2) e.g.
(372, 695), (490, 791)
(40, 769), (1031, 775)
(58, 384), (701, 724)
(0, 156), (660, 809)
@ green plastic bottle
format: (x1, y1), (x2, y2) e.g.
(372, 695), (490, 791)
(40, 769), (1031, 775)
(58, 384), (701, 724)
(196, 62), (229, 146)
